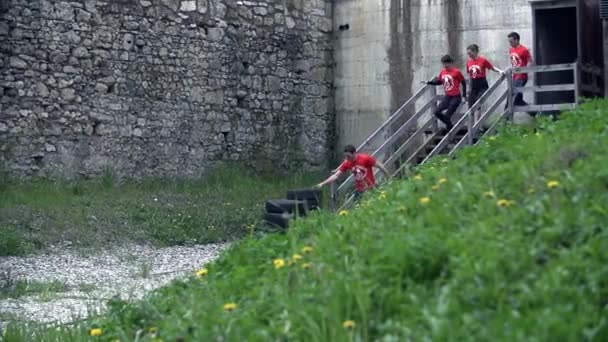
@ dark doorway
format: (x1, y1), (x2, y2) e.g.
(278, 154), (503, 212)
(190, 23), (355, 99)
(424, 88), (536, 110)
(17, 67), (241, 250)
(534, 6), (578, 105)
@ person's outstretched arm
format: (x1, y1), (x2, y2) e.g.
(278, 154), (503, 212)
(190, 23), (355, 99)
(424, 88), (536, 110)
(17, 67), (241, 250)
(375, 161), (391, 179)
(314, 170), (344, 188)
(492, 66), (505, 74)
(422, 76), (442, 86)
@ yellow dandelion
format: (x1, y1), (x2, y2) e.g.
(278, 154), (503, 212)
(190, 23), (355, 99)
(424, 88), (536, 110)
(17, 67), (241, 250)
(536, 132), (542, 137)
(195, 268), (208, 278)
(483, 191), (496, 198)
(273, 258), (286, 269)
(527, 188), (536, 194)
(489, 136), (497, 141)
(89, 328), (103, 337)
(342, 320), (356, 329)
(301, 246), (314, 254)
(497, 199), (515, 207)
(438, 177), (448, 184)
(339, 210), (349, 216)
(379, 193), (387, 200)
(223, 302), (237, 311)
(431, 185), (440, 191)
(547, 180), (560, 189)
(292, 254), (303, 262)
(441, 158), (449, 164)
(419, 197), (431, 205)
(413, 175), (423, 181)
(301, 263), (312, 269)
(148, 327), (159, 334)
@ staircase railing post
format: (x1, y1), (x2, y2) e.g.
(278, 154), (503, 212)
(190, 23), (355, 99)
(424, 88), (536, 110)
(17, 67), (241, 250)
(330, 182), (337, 211)
(507, 69), (514, 121)
(467, 111), (474, 145)
(574, 62), (580, 104)
(429, 86), (438, 131)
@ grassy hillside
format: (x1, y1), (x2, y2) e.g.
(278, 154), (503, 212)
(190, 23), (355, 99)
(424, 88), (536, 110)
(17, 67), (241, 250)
(6, 100), (608, 341)
(0, 165), (321, 256)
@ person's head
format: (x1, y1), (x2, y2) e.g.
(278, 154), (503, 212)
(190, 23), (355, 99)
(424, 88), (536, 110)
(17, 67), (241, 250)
(466, 44), (479, 59)
(343, 144), (357, 161)
(507, 32), (520, 47)
(440, 54), (454, 68)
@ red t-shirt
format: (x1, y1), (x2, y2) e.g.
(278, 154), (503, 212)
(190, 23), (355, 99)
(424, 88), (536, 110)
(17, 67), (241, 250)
(439, 68), (465, 97)
(510, 44), (531, 80)
(467, 56), (494, 79)
(339, 153), (377, 192)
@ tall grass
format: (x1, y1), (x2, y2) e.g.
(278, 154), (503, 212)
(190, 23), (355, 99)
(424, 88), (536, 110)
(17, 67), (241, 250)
(0, 164), (323, 255)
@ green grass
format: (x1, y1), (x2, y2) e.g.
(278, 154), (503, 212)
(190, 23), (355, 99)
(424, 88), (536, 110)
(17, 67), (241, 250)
(5, 100), (608, 341)
(0, 165), (323, 256)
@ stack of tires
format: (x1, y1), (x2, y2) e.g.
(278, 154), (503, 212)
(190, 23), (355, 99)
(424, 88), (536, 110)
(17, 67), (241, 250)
(263, 189), (323, 229)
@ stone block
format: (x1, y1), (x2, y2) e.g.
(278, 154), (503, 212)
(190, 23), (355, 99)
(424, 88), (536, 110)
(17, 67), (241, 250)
(181, 1), (196, 12)
(73, 47), (89, 58)
(35, 82), (50, 97)
(9, 56), (27, 69)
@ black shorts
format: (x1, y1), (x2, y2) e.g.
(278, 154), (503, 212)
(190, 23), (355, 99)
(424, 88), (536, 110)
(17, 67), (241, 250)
(468, 78), (489, 108)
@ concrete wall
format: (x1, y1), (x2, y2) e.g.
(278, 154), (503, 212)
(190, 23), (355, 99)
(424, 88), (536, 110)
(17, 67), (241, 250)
(333, 0), (533, 149)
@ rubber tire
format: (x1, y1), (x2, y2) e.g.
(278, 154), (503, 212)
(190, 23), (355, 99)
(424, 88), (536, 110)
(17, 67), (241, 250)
(265, 199), (309, 217)
(263, 212), (292, 229)
(286, 189), (322, 210)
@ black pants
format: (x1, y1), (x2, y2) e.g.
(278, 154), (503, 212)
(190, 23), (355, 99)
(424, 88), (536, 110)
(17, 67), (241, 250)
(435, 95), (461, 130)
(468, 78), (489, 108)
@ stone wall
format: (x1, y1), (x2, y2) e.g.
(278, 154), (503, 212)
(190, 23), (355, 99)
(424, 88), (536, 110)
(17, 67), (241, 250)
(0, 0), (334, 177)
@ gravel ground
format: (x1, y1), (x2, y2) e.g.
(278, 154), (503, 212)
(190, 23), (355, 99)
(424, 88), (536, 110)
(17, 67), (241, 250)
(0, 243), (230, 325)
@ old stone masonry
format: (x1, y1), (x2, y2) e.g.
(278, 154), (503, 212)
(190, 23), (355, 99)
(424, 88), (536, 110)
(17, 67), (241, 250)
(0, 0), (334, 177)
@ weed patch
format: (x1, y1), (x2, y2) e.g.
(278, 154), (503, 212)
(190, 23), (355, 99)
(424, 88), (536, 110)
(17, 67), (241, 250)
(0, 165), (322, 255)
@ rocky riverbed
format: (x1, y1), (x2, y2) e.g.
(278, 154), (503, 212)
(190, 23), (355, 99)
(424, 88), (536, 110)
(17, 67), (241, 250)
(0, 242), (229, 325)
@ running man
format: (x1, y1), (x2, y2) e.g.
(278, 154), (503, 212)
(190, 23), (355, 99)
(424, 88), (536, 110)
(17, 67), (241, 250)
(422, 55), (467, 131)
(506, 31), (535, 117)
(466, 44), (504, 121)
(314, 145), (390, 201)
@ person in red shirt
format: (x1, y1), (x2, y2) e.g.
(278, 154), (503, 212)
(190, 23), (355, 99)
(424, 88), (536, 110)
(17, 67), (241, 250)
(423, 55), (467, 131)
(314, 145), (390, 201)
(507, 32), (535, 117)
(466, 44), (504, 121)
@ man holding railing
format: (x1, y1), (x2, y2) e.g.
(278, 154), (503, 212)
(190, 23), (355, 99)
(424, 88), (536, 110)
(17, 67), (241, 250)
(422, 55), (467, 132)
(506, 31), (536, 117)
(314, 145), (391, 202)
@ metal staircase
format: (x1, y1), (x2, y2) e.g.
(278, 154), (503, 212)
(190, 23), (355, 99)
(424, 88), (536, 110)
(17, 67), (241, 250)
(331, 63), (595, 211)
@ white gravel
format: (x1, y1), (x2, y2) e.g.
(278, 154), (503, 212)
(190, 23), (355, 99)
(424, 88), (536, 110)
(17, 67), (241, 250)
(0, 243), (230, 324)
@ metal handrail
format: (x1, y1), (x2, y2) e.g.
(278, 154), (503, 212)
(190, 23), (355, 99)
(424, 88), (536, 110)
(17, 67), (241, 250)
(422, 73), (508, 163)
(352, 85), (431, 155)
(331, 62), (582, 211)
(333, 85), (434, 195)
